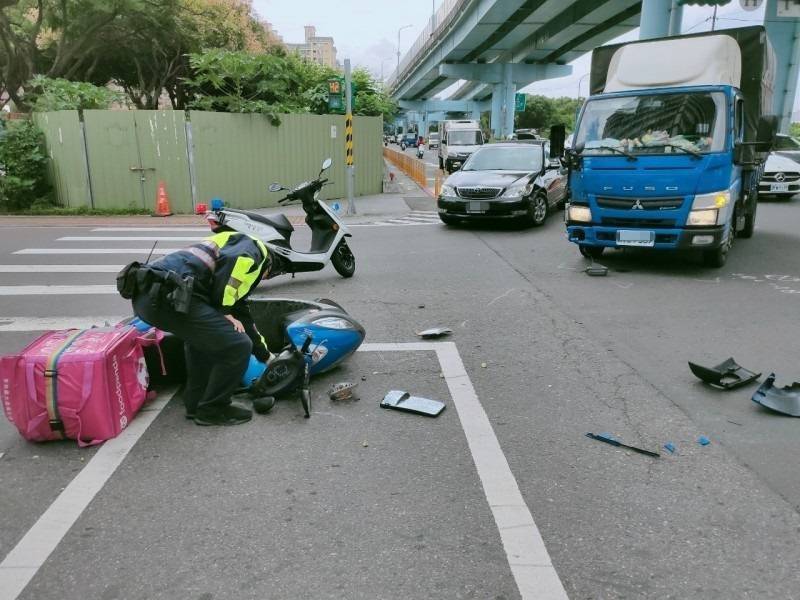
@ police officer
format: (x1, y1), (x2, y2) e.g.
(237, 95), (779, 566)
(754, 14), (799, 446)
(128, 231), (272, 426)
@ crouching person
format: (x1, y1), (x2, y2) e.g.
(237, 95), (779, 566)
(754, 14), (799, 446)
(117, 231), (272, 426)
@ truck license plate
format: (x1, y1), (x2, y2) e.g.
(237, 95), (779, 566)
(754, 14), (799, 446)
(616, 229), (655, 247)
(468, 201), (485, 213)
(770, 182), (790, 193)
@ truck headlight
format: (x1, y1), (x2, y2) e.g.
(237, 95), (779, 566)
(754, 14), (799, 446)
(687, 209), (718, 226)
(567, 204), (592, 222)
(502, 182), (533, 198)
(689, 190), (729, 225)
(440, 184), (456, 197)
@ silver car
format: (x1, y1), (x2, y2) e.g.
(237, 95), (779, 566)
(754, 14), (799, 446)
(759, 153), (800, 199)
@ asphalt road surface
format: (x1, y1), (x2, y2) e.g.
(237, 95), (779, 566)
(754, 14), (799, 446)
(1, 196), (799, 599)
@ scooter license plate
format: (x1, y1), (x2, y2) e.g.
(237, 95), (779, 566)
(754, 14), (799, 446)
(616, 229), (655, 247)
(467, 201), (486, 213)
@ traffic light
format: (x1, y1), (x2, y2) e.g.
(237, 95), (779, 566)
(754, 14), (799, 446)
(327, 77), (358, 114)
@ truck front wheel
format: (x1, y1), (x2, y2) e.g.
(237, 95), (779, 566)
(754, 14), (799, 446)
(579, 245), (604, 259)
(739, 196), (757, 239)
(702, 217), (734, 268)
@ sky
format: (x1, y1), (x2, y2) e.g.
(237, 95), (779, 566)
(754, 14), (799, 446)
(254, 1), (791, 107)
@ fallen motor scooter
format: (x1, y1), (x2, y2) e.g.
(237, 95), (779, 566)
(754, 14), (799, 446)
(206, 158), (356, 279)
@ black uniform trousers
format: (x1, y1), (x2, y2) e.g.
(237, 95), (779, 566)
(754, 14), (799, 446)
(133, 293), (252, 414)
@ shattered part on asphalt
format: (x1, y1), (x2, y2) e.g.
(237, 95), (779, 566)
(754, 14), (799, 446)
(698, 435), (711, 446)
(585, 432), (660, 458)
(380, 390), (445, 417)
(688, 357), (761, 390)
(585, 264), (608, 276)
(416, 327), (453, 339)
(751, 373), (800, 417)
(328, 382), (359, 402)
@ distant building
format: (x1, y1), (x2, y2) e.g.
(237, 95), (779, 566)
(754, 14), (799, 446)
(287, 25), (339, 69)
(262, 20), (285, 48)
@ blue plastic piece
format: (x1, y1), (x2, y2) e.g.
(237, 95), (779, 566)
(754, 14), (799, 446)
(332, 202), (341, 213)
(242, 355), (267, 388)
(210, 198), (225, 211)
(663, 442), (676, 454)
(130, 317), (152, 332)
(698, 435), (711, 446)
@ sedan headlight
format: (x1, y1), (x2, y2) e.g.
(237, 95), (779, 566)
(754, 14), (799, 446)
(440, 184), (456, 197)
(689, 190), (729, 225)
(567, 204), (592, 222)
(502, 182), (533, 198)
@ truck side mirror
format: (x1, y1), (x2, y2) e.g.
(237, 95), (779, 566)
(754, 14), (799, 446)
(549, 125), (566, 158)
(756, 115), (778, 152)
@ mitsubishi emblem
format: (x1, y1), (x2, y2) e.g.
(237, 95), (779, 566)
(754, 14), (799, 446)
(631, 199), (644, 210)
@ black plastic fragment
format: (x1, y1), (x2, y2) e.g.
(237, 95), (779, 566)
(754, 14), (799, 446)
(751, 373), (800, 417)
(586, 432), (660, 458)
(688, 357), (761, 390)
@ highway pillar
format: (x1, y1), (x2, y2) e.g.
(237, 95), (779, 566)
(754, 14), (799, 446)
(640, 0), (672, 40)
(668, 0), (683, 36)
(765, 0), (800, 133)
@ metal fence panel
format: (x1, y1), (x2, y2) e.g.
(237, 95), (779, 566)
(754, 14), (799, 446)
(33, 111), (90, 208)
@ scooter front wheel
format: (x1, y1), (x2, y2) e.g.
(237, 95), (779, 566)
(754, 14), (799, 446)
(331, 240), (356, 278)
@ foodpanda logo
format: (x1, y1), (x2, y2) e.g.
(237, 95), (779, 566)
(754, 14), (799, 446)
(1, 377), (13, 424)
(111, 355), (128, 430)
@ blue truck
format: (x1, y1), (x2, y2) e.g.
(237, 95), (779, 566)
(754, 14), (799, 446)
(564, 27), (777, 267)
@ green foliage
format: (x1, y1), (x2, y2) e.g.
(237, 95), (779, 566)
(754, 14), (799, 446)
(0, 119), (52, 211)
(516, 95), (583, 135)
(27, 76), (123, 111)
(3, 204), (151, 215)
(790, 122), (800, 139)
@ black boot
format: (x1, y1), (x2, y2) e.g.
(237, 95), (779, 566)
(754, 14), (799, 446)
(193, 404), (252, 426)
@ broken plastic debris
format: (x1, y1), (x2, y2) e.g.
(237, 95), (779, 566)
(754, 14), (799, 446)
(585, 264), (608, 276)
(586, 432), (660, 458)
(698, 435), (711, 446)
(380, 390), (445, 417)
(663, 442), (676, 454)
(751, 373), (800, 417)
(688, 357), (761, 390)
(416, 327), (452, 339)
(480, 362), (487, 368)
(328, 382), (359, 402)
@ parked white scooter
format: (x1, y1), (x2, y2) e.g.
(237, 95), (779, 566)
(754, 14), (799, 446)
(206, 158), (356, 278)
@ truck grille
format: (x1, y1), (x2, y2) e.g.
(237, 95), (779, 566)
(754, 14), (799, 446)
(601, 217), (676, 228)
(597, 196), (684, 210)
(457, 187), (502, 200)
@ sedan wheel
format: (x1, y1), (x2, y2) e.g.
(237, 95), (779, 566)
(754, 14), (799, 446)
(528, 193), (548, 226)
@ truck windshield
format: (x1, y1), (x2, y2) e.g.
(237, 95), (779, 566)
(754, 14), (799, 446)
(574, 91), (726, 156)
(448, 130), (483, 146)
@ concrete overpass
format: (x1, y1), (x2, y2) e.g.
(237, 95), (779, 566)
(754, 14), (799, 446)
(389, 0), (800, 138)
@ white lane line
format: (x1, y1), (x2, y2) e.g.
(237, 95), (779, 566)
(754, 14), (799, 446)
(0, 393), (171, 600)
(0, 265), (123, 273)
(58, 236), (201, 242)
(0, 316), (124, 331)
(358, 342), (567, 600)
(14, 248), (181, 255)
(0, 285), (117, 296)
(92, 227), (209, 232)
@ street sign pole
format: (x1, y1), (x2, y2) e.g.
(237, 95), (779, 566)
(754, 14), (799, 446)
(344, 59), (356, 215)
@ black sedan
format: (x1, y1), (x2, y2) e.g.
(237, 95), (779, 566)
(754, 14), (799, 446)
(437, 142), (567, 226)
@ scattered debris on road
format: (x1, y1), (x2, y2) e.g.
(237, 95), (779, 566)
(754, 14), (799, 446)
(380, 390), (445, 417)
(416, 327), (452, 339)
(585, 432), (660, 457)
(698, 435), (711, 446)
(688, 357), (761, 390)
(252, 396), (276, 414)
(328, 382), (359, 402)
(663, 442), (676, 454)
(751, 374), (800, 417)
(585, 263), (608, 276)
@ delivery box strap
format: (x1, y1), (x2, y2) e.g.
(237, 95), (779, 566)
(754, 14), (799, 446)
(44, 330), (85, 436)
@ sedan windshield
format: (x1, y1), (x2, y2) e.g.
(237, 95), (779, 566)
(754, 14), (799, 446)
(574, 91), (726, 156)
(448, 130), (483, 146)
(462, 145), (543, 172)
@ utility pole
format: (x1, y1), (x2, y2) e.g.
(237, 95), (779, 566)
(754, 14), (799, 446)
(397, 24), (412, 71)
(344, 59), (356, 216)
(711, 5), (717, 31)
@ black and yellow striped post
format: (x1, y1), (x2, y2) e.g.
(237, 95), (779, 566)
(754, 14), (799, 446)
(344, 58), (356, 215)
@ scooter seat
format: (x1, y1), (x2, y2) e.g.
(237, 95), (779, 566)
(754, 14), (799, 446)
(248, 212), (294, 233)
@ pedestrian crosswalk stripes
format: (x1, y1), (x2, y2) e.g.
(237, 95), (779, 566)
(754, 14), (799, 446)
(92, 227), (209, 232)
(58, 236), (202, 242)
(15, 248), (181, 255)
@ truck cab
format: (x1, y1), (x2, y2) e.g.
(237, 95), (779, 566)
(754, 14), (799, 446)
(565, 27), (776, 267)
(439, 120), (484, 173)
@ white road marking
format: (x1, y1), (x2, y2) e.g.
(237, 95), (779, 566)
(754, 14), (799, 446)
(0, 316), (124, 331)
(0, 393), (171, 600)
(0, 285), (117, 296)
(92, 227), (209, 232)
(58, 236), (201, 242)
(359, 342), (567, 600)
(14, 248), (181, 255)
(0, 265), (123, 273)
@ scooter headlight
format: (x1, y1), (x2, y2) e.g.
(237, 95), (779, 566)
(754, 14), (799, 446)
(311, 317), (355, 330)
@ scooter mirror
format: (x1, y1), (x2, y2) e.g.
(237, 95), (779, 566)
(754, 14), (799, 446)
(268, 183), (282, 192)
(321, 158), (332, 171)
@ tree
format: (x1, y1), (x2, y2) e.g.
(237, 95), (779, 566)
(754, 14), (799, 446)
(515, 94), (582, 135)
(26, 75), (122, 110)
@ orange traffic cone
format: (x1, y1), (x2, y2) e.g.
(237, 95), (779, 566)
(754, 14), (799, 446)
(153, 181), (173, 217)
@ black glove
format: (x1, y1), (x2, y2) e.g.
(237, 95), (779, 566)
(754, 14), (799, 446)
(252, 343), (270, 363)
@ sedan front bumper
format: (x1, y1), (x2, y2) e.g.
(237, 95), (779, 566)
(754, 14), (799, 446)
(438, 196), (529, 219)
